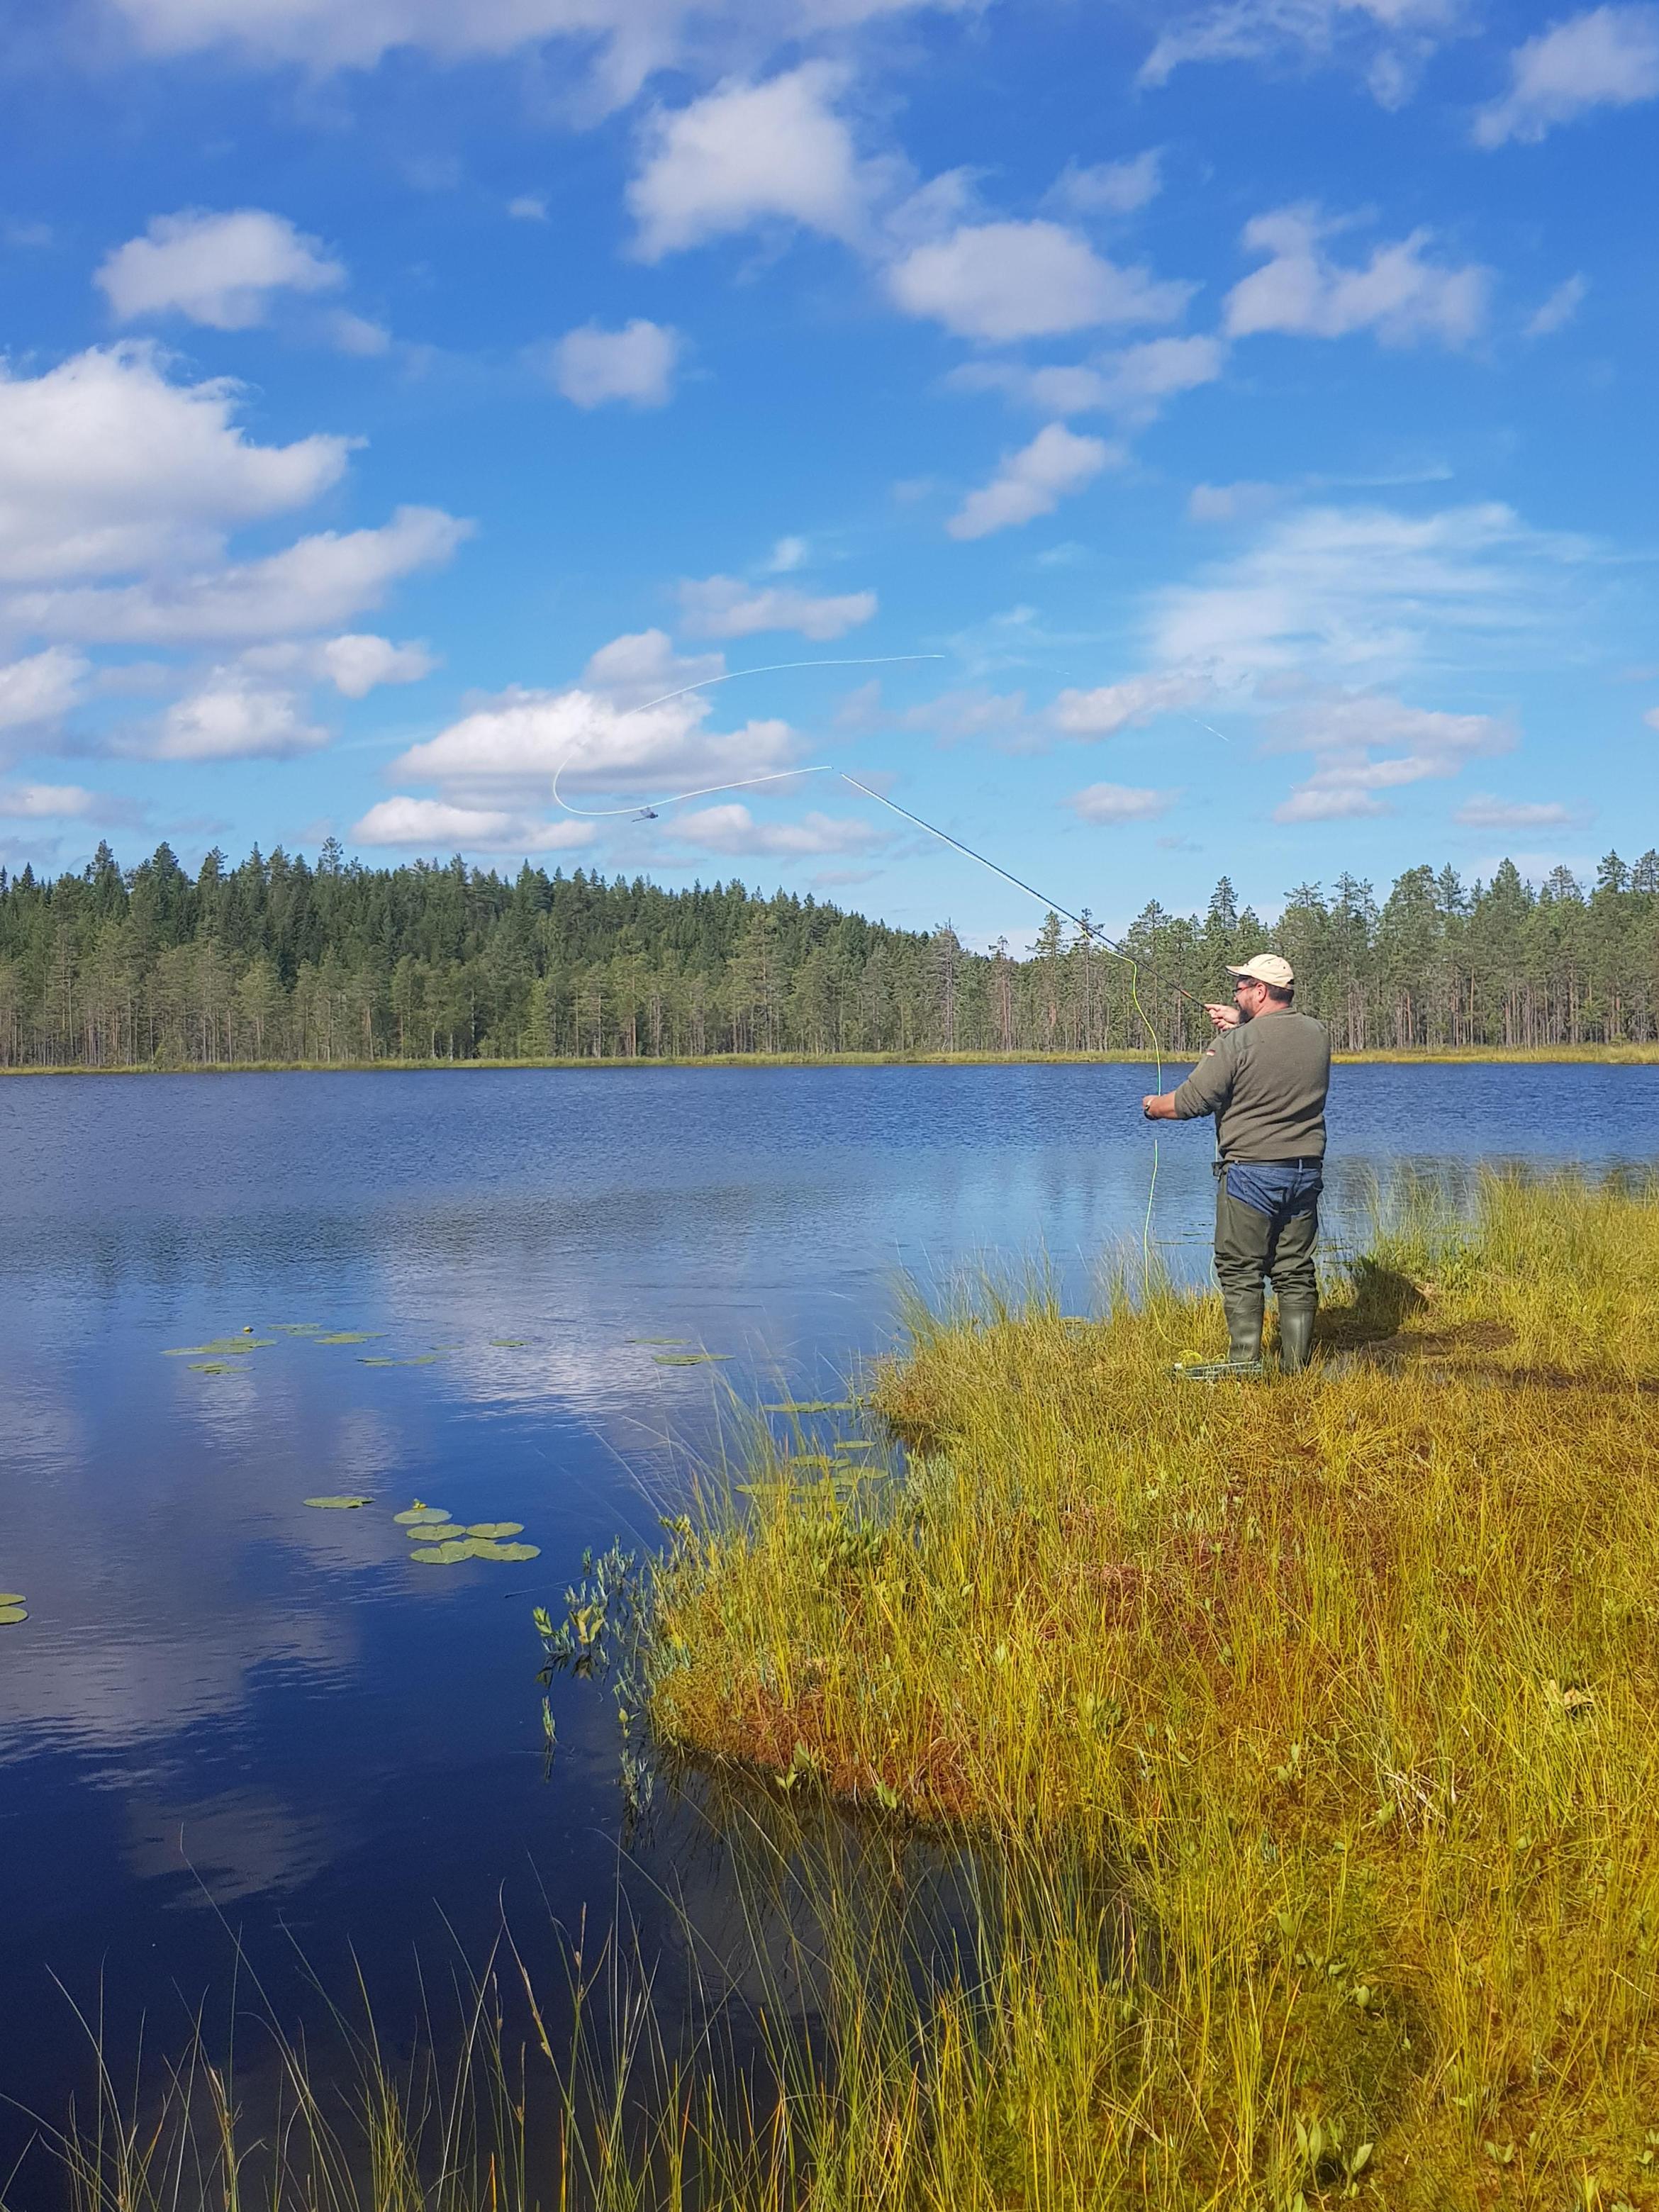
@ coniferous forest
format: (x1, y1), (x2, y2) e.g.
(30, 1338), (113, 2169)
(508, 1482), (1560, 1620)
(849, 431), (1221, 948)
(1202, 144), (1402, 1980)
(4, 837), (1659, 1068)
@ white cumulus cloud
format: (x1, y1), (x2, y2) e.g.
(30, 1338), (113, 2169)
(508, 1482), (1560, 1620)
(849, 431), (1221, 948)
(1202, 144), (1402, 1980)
(1225, 206), (1487, 347)
(954, 335), (1226, 423)
(676, 574), (876, 639)
(580, 627), (725, 707)
(0, 781), (101, 819)
(97, 208), (345, 330)
(352, 798), (596, 851)
(947, 423), (1116, 541)
(1270, 690), (1512, 822)
(1051, 669), (1216, 737)
(552, 318), (681, 407)
(629, 65), (879, 259)
(393, 681), (802, 805)
(1066, 782), (1178, 824)
(1475, 5), (1659, 145)
(0, 345), (349, 586)
(148, 672), (330, 761)
(668, 802), (887, 856)
(0, 647), (89, 732)
(241, 632), (437, 697)
(16, 508), (469, 647)
(888, 220), (1192, 342)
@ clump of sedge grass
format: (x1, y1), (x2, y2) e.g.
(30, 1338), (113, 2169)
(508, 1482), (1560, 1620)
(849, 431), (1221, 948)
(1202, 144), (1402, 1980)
(648, 1170), (1659, 2206)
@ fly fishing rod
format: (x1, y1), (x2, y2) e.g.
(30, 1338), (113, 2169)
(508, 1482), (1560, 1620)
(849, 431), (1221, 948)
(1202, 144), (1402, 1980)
(549, 655), (1209, 1015)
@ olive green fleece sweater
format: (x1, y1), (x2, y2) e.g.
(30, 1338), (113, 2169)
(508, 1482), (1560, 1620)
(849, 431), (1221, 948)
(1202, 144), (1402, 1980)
(1166, 1007), (1331, 1161)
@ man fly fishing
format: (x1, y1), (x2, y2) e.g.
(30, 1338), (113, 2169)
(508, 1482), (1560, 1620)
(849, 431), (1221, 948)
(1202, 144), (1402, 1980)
(1140, 954), (1330, 1376)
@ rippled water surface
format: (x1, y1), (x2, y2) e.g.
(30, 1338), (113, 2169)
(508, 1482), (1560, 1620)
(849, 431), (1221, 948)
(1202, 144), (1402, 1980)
(2, 1061), (1655, 2130)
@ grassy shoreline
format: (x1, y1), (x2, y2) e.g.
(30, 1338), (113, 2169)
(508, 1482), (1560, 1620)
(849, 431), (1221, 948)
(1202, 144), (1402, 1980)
(646, 1175), (1659, 2205)
(5, 1042), (1659, 1077)
(29, 1176), (1659, 2209)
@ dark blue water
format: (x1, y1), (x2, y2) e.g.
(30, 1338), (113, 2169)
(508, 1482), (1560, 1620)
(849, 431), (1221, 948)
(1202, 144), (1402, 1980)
(1, 1061), (1654, 2130)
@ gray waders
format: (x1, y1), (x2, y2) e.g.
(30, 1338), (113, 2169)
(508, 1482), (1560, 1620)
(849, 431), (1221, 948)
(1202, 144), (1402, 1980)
(1213, 1165), (1319, 1373)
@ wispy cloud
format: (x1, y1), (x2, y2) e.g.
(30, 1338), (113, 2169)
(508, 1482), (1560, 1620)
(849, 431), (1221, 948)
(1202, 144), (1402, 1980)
(1475, 5), (1659, 146)
(1224, 206), (1487, 348)
(947, 424), (1117, 540)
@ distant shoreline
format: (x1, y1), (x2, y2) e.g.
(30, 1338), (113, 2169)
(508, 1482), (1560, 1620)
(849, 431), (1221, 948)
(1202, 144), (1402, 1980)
(5, 1045), (1659, 1077)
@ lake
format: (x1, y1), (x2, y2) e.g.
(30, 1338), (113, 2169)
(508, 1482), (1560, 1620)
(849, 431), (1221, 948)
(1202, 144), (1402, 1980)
(1, 1060), (1655, 2149)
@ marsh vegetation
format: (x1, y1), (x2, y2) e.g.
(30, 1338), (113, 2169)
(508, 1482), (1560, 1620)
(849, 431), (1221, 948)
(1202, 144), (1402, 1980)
(23, 1173), (1659, 2209)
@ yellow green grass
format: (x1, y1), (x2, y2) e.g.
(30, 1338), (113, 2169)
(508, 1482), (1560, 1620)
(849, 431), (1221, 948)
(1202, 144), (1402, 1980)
(647, 1173), (1659, 2206)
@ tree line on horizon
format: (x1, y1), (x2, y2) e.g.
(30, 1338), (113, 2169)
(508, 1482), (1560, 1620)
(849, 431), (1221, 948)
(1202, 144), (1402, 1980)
(1, 837), (1658, 1069)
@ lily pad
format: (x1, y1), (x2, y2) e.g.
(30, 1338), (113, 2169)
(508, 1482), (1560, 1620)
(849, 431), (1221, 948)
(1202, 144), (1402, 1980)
(0, 1604), (26, 1626)
(653, 1352), (732, 1366)
(488, 1339), (528, 1348)
(360, 1355), (439, 1366)
(464, 1521), (524, 1540)
(0, 1593), (23, 1606)
(409, 1524), (469, 1543)
(470, 1540), (540, 1563)
(189, 1362), (236, 1373)
(314, 1331), (384, 1346)
(410, 1540), (478, 1565)
(305, 1495), (375, 1510)
(393, 1504), (451, 1525)
(165, 1338), (272, 1356)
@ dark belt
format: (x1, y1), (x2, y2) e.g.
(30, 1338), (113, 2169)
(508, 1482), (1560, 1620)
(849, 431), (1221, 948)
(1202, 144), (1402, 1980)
(1215, 1156), (1323, 1173)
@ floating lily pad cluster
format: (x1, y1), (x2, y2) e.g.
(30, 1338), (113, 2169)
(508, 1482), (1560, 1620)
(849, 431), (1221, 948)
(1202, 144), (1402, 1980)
(164, 1322), (535, 1377)
(394, 1502), (540, 1566)
(0, 1590), (26, 1627)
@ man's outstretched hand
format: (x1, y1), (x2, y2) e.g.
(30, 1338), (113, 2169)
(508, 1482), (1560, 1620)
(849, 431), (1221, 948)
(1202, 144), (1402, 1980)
(1205, 1001), (1241, 1032)
(1142, 1093), (1178, 1120)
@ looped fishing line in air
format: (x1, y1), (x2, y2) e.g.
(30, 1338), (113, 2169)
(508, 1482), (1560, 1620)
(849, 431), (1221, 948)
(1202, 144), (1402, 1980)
(552, 656), (1212, 1284)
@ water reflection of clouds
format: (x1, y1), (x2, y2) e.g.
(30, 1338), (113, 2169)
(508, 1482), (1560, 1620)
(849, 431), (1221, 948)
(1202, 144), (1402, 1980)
(0, 1606), (350, 1750)
(125, 1785), (342, 1906)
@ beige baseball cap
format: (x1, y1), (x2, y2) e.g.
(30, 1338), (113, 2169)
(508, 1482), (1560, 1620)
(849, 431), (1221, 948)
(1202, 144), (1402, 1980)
(1227, 954), (1295, 988)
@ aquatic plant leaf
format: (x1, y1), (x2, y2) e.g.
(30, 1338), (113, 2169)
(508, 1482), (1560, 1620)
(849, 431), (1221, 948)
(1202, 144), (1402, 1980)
(0, 1593), (23, 1606)
(464, 1522), (524, 1540)
(470, 1541), (540, 1563)
(305, 1495), (374, 1510)
(653, 1351), (732, 1365)
(359, 1355), (438, 1366)
(393, 1505), (452, 1525)
(488, 1339), (528, 1348)
(189, 1362), (235, 1373)
(410, 1524), (469, 1543)
(409, 1540), (479, 1565)
(0, 1604), (26, 1625)
(313, 1331), (384, 1345)
(165, 1338), (272, 1356)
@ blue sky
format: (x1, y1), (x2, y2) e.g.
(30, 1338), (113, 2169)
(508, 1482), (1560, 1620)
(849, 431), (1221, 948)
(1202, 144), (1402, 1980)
(1, 0), (1655, 945)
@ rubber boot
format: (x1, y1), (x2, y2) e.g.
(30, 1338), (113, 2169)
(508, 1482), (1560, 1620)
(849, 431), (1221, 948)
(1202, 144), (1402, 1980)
(1277, 1295), (1317, 1375)
(1224, 1284), (1265, 1371)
